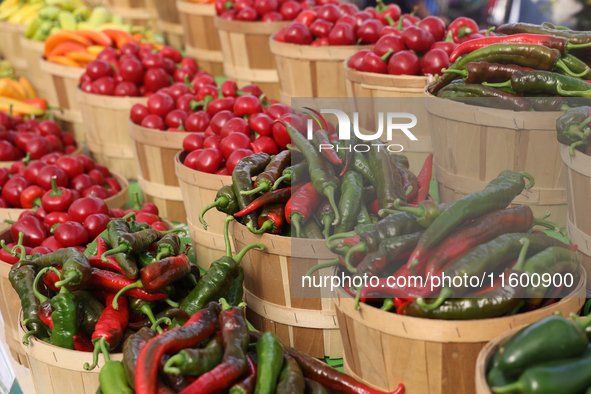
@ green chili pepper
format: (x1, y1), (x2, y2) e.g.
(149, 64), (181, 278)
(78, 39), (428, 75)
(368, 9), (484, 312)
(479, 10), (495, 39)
(356, 201), (372, 226)
(304, 378), (330, 394)
(29, 247), (92, 289)
(129, 297), (162, 332)
(276, 354), (305, 394)
(105, 218), (139, 279)
(369, 143), (406, 210)
(98, 338), (134, 394)
(128, 220), (151, 233)
(316, 201), (336, 239)
(137, 249), (156, 268)
(255, 331), (284, 394)
(356, 231), (424, 278)
(283, 122), (341, 225)
(200, 184), (240, 229)
(332, 141), (377, 187)
(164, 334), (224, 376)
(497, 315), (591, 378)
(233, 153), (272, 231)
(176, 217), (264, 322)
(225, 266), (244, 307)
(73, 290), (104, 337)
(559, 54), (591, 79)
(556, 106), (591, 155)
(84, 229), (112, 258)
(484, 70), (591, 96)
(155, 233), (182, 261)
(335, 171), (363, 234)
(301, 220), (324, 239)
(243, 150), (291, 196)
(272, 162), (310, 190)
(51, 285), (78, 350)
(102, 227), (184, 262)
(437, 81), (532, 111)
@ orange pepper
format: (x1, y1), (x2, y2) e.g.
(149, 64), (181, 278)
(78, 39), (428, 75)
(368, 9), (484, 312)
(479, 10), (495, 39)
(44, 31), (92, 58)
(47, 41), (88, 58)
(47, 55), (81, 68)
(67, 51), (97, 63)
(101, 29), (133, 49)
(0, 79), (26, 101)
(75, 30), (113, 47)
(23, 98), (47, 111)
(18, 77), (37, 99)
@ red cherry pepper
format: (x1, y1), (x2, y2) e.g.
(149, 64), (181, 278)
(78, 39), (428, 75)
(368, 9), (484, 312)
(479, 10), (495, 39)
(84, 213), (111, 241)
(40, 236), (64, 252)
(431, 30), (458, 57)
(20, 185), (45, 209)
(11, 215), (47, 247)
(37, 165), (69, 189)
(447, 17), (479, 43)
(68, 196), (110, 223)
(127, 192), (159, 216)
(2, 175), (30, 207)
(44, 212), (70, 233)
(41, 176), (75, 213)
(54, 221), (89, 247)
(151, 221), (169, 231)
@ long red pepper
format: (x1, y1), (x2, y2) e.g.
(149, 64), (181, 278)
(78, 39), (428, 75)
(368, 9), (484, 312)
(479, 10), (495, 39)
(412, 154), (432, 205)
(449, 34), (591, 62)
(88, 237), (125, 275)
(135, 302), (221, 394)
(233, 186), (296, 217)
(230, 354), (257, 393)
(43, 268), (170, 301)
(314, 129), (342, 166)
(73, 331), (94, 352)
(285, 182), (322, 237)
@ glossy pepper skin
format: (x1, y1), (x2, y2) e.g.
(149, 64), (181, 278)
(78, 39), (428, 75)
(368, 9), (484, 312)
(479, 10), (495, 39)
(234, 187), (294, 218)
(301, 220), (325, 240)
(282, 122), (341, 225)
(272, 162), (310, 190)
(135, 302), (222, 394)
(98, 334), (134, 394)
(556, 106), (591, 153)
(232, 152), (272, 231)
(333, 142), (378, 188)
(305, 379), (330, 394)
(356, 231), (424, 277)
(445, 62), (535, 84)
(394, 162), (418, 202)
(164, 334), (224, 377)
(437, 81), (532, 111)
(255, 331), (284, 394)
(51, 288), (79, 350)
(316, 201), (336, 239)
(335, 171), (363, 235)
(368, 143), (406, 210)
(105, 218), (139, 279)
(276, 354), (305, 394)
(489, 70), (591, 96)
(312, 130), (342, 166)
(174, 302), (250, 394)
(360, 211), (423, 253)
(286, 182), (322, 238)
(407, 170), (534, 275)
(29, 248), (92, 290)
(243, 150), (291, 196)
(74, 290), (105, 337)
(230, 354), (257, 394)
(123, 327), (156, 389)
(10, 263), (48, 344)
(155, 233), (182, 260)
(199, 184), (239, 229)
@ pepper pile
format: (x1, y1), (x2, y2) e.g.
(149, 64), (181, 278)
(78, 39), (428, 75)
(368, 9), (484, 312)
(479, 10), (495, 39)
(318, 169), (582, 320)
(94, 298), (405, 394)
(215, 0), (319, 22)
(12, 212), (195, 356)
(198, 120), (424, 239)
(2, 152), (122, 208)
(428, 22), (591, 111)
(79, 43), (192, 97)
(557, 106), (591, 156)
(0, 110), (77, 162)
(486, 313), (591, 394)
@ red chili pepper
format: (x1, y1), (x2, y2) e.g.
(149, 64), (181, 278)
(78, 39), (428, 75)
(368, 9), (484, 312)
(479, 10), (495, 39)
(449, 33), (590, 62)
(135, 302), (221, 394)
(234, 187), (294, 217)
(285, 182), (322, 237)
(89, 253), (126, 276)
(412, 154), (432, 204)
(368, 199), (380, 216)
(73, 331), (94, 352)
(38, 300), (54, 329)
(313, 130), (342, 166)
(104, 177), (122, 193)
(230, 354), (256, 393)
(11, 215), (46, 247)
(447, 17), (479, 43)
(255, 204), (285, 235)
(20, 185), (45, 209)
(43, 268), (170, 301)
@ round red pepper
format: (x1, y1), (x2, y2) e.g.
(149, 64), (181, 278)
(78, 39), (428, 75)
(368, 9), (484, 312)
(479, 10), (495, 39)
(41, 176), (75, 213)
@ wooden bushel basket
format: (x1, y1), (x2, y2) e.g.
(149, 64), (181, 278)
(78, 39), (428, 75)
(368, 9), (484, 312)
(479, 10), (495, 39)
(230, 221), (343, 359)
(0, 230), (28, 367)
(20, 36), (49, 98)
(154, 0), (184, 50)
(39, 59), (86, 143)
(345, 64), (433, 176)
(128, 121), (186, 222)
(175, 151), (233, 270)
(78, 88), (147, 180)
(562, 144), (591, 290)
(106, 0), (157, 30)
(334, 269), (586, 394)
(19, 311), (123, 394)
(474, 327), (522, 394)
(270, 39), (371, 107)
(0, 22), (28, 78)
(215, 17), (287, 100)
(177, 1), (222, 76)
(425, 86), (568, 227)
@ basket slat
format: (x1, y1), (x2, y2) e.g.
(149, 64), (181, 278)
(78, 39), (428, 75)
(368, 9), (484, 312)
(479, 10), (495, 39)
(0, 22), (27, 77)
(425, 85), (568, 227)
(20, 36), (48, 98)
(106, 0), (157, 29)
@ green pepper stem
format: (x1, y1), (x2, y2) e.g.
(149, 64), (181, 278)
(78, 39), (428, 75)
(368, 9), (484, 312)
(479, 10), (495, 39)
(84, 338), (104, 371)
(163, 354), (185, 375)
(570, 140), (588, 156)
(384, 14), (394, 26)
(416, 288), (453, 310)
(150, 317), (171, 333)
(246, 319), (259, 333)
(394, 199), (425, 217)
(112, 281), (143, 310)
(457, 26), (472, 38)
(54, 270), (79, 289)
(11, 243), (27, 260)
(518, 171), (535, 190)
(101, 244), (129, 262)
(442, 68), (468, 79)
(49, 176), (62, 197)
(34, 267), (61, 302)
(324, 186), (340, 226)
(326, 231), (356, 250)
(344, 242), (366, 273)
(304, 258), (340, 282)
(199, 199), (224, 230)
(482, 80), (512, 89)
(492, 381), (523, 393)
(577, 313), (591, 329)
(532, 217), (567, 237)
(140, 304), (158, 325)
(22, 319), (51, 335)
(513, 238), (531, 271)
(131, 192), (142, 211)
(249, 220), (274, 235)
(164, 298), (180, 308)
(485, 26), (495, 37)
(444, 30), (454, 43)
(240, 182), (269, 196)
(380, 299), (395, 311)
(155, 251), (169, 261)
(405, 186), (413, 196)
(220, 297), (231, 311)
(272, 174), (289, 190)
(381, 48), (394, 62)
(555, 58), (590, 78)
(233, 243), (265, 264)
(557, 82), (591, 97)
(292, 214), (303, 238)
(224, 216), (234, 257)
(160, 228), (186, 236)
(0, 240), (13, 254)
(321, 216), (332, 240)
(123, 212), (136, 221)
(409, 258), (420, 276)
(22, 330), (41, 346)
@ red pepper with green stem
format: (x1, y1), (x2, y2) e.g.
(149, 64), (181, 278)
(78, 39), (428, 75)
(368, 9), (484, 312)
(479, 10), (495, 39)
(232, 153), (272, 232)
(112, 253), (191, 310)
(233, 186), (295, 218)
(311, 129), (342, 166)
(250, 203), (285, 235)
(229, 354), (256, 394)
(88, 238), (126, 275)
(177, 299), (249, 394)
(412, 154), (432, 204)
(448, 17), (479, 43)
(240, 150), (291, 196)
(134, 302), (222, 394)
(126, 192), (159, 216)
(286, 182), (322, 238)
(84, 293), (129, 370)
(20, 185), (45, 209)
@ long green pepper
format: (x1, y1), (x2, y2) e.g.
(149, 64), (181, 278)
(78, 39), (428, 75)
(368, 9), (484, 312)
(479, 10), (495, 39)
(335, 170), (363, 234)
(255, 331), (285, 394)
